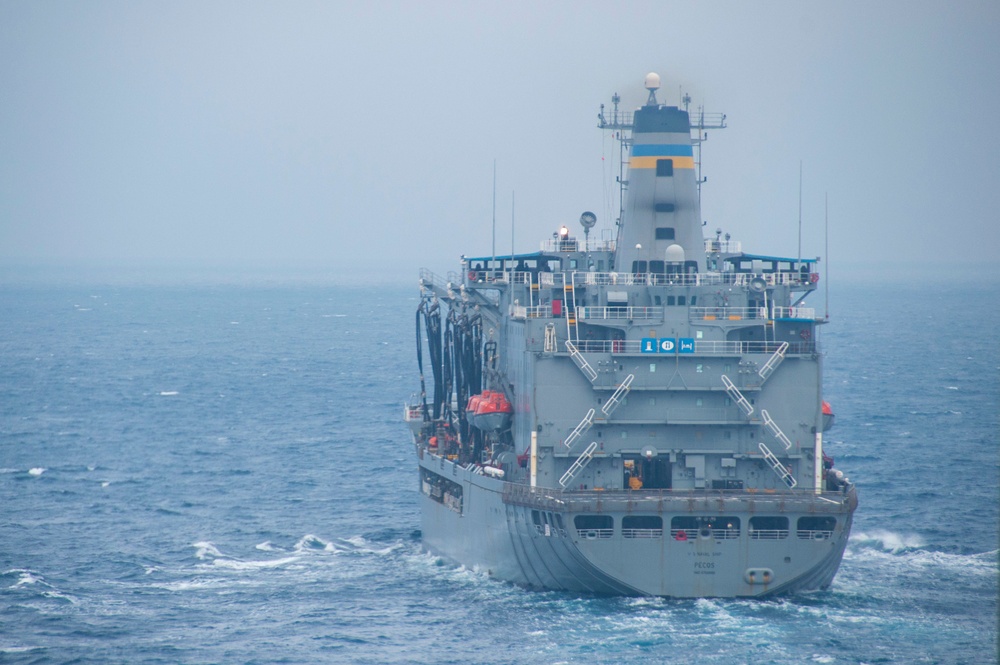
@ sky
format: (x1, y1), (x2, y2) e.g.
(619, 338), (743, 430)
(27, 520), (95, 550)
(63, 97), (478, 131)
(1, 0), (998, 282)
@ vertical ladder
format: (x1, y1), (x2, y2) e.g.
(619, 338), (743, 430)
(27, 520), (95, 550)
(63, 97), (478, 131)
(601, 374), (635, 417)
(563, 408), (595, 449)
(544, 323), (557, 353)
(564, 273), (580, 342)
(758, 342), (789, 381)
(559, 441), (598, 488)
(721, 375), (754, 417)
(758, 442), (797, 488)
(565, 341), (598, 382)
(761, 409), (793, 450)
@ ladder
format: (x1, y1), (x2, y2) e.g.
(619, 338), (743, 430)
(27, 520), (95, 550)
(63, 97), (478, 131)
(601, 374), (635, 417)
(758, 342), (789, 381)
(758, 442), (797, 488)
(565, 340), (598, 382)
(563, 408), (595, 449)
(564, 273), (580, 342)
(544, 323), (557, 353)
(721, 374), (754, 417)
(761, 409), (793, 450)
(559, 441), (598, 488)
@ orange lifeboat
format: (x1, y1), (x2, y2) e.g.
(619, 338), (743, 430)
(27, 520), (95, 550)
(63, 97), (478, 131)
(474, 390), (513, 431)
(822, 400), (835, 432)
(465, 393), (483, 423)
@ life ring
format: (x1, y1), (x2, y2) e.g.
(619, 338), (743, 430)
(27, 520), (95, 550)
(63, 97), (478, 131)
(809, 273), (820, 284)
(468, 271), (477, 281)
(800, 329), (812, 340)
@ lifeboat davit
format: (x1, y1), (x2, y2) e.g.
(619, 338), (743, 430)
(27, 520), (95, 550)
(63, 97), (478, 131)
(822, 400), (835, 432)
(474, 390), (513, 431)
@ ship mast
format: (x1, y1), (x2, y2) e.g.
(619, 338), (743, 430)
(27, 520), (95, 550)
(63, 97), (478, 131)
(598, 76), (727, 233)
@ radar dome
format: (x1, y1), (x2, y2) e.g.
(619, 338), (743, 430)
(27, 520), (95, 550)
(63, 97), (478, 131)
(644, 72), (661, 91)
(665, 243), (685, 263)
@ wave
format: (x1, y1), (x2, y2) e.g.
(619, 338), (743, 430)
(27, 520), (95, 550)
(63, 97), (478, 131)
(850, 529), (926, 553)
(2, 568), (78, 603)
(847, 532), (998, 577)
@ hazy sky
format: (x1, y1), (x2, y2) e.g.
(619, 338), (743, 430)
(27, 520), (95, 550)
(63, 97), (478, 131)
(2, 1), (997, 280)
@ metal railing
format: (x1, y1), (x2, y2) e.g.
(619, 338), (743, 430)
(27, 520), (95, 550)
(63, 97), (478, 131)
(691, 306), (817, 321)
(749, 529), (789, 540)
(670, 528), (740, 540)
(623, 528), (663, 539)
(503, 483), (856, 510)
(577, 306), (664, 321)
(797, 529), (834, 540)
(705, 239), (743, 254)
(576, 528), (614, 540)
(576, 271), (816, 288)
(510, 304), (553, 320)
(466, 270), (533, 285)
(567, 339), (816, 355)
(540, 238), (617, 253)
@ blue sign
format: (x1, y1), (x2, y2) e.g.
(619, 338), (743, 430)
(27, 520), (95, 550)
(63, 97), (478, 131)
(678, 338), (695, 353)
(640, 338), (657, 353)
(658, 338), (676, 353)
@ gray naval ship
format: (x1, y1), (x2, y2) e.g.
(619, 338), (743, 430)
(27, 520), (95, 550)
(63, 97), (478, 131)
(407, 73), (857, 597)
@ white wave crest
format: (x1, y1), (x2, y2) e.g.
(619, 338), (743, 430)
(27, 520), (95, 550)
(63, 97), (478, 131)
(192, 541), (225, 560)
(28, 468), (45, 477)
(210, 556), (300, 571)
(851, 530), (926, 553)
(295, 534), (337, 552)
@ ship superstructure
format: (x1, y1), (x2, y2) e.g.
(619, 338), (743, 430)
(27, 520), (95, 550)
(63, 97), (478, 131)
(407, 73), (857, 597)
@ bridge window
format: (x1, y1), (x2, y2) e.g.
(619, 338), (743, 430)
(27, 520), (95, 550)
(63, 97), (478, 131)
(649, 260), (665, 274)
(655, 204), (676, 213)
(632, 260), (648, 274)
(656, 159), (674, 177)
(655, 227), (675, 240)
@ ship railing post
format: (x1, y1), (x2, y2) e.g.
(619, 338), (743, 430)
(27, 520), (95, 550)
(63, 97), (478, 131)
(530, 430), (538, 488)
(814, 431), (823, 495)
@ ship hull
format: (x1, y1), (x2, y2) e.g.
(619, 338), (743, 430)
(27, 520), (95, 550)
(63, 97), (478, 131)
(418, 451), (856, 598)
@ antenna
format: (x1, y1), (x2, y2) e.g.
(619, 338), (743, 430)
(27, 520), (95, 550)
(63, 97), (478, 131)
(825, 192), (829, 320)
(798, 161), (803, 265)
(492, 160), (497, 270)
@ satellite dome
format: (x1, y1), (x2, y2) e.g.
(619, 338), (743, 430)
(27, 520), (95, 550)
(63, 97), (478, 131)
(644, 72), (661, 91)
(665, 243), (685, 263)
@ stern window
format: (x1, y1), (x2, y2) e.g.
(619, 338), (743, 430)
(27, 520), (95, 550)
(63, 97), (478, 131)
(749, 516), (789, 539)
(622, 515), (663, 539)
(656, 159), (674, 177)
(574, 514), (613, 539)
(797, 516), (837, 539)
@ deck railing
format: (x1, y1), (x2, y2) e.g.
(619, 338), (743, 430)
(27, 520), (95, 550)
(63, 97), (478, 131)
(567, 339), (816, 355)
(577, 306), (664, 321)
(691, 306), (817, 321)
(749, 529), (790, 540)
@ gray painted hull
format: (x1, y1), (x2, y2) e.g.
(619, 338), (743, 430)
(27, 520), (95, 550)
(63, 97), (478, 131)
(419, 451), (856, 598)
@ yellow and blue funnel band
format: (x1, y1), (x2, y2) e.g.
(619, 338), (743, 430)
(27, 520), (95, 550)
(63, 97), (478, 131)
(630, 144), (694, 169)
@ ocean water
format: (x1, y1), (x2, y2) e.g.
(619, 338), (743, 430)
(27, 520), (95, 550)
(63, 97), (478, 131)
(0, 274), (996, 664)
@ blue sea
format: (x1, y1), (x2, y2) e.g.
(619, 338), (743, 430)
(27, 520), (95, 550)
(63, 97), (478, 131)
(1, 272), (996, 664)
